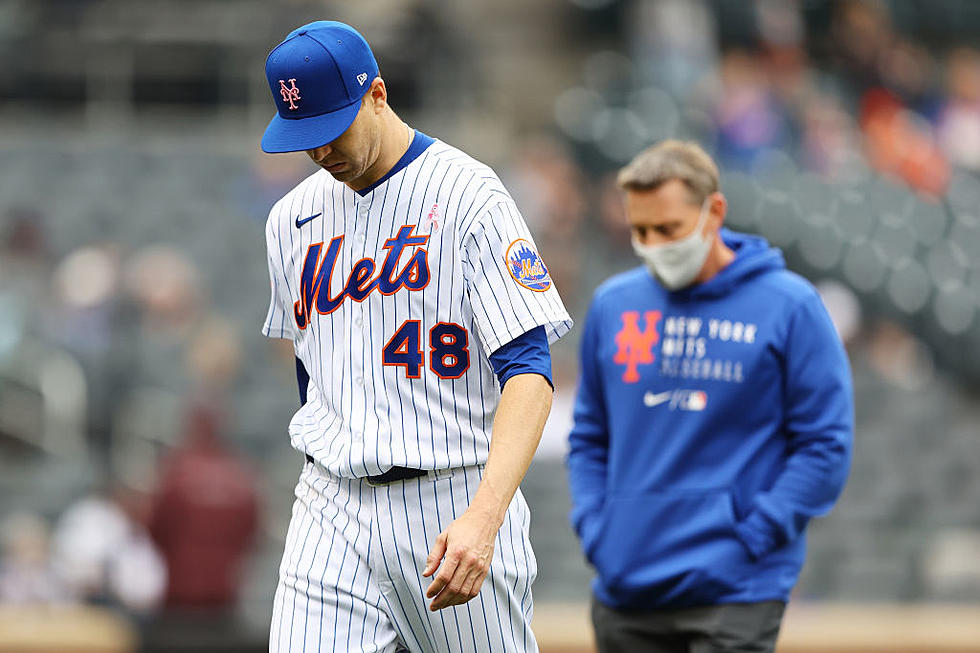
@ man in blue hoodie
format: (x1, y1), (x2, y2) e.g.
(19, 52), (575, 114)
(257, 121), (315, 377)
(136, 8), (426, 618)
(567, 140), (853, 652)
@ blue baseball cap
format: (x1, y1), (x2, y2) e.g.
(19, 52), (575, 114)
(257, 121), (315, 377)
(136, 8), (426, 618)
(261, 21), (379, 153)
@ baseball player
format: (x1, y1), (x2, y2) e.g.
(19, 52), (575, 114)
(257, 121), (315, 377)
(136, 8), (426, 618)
(259, 21), (572, 653)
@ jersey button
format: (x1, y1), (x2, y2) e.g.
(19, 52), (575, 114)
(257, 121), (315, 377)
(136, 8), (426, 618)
(355, 376), (363, 386)
(354, 317), (363, 327)
(355, 233), (365, 243)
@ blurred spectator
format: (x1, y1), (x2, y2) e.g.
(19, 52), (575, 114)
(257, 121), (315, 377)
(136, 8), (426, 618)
(596, 172), (630, 249)
(48, 243), (127, 453)
(0, 207), (48, 275)
(0, 512), (65, 605)
(124, 245), (203, 339)
(711, 50), (790, 171)
(0, 208), (50, 340)
(587, 172), (635, 294)
(763, 43), (811, 119)
(798, 92), (862, 178)
(823, 1), (952, 194)
(118, 244), (206, 420)
(815, 279), (863, 346)
(51, 487), (166, 614)
(878, 39), (937, 113)
(506, 134), (589, 309)
(185, 314), (243, 404)
(51, 244), (122, 356)
(755, 0), (805, 50)
(507, 134), (588, 238)
(860, 87), (949, 196)
(867, 321), (935, 391)
(937, 47), (980, 172)
(626, 0), (717, 97)
(830, 0), (895, 98)
(237, 151), (311, 223)
(147, 405), (259, 611)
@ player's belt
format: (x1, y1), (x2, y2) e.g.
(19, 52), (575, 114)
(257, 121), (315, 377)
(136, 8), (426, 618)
(305, 454), (428, 486)
(364, 466), (428, 486)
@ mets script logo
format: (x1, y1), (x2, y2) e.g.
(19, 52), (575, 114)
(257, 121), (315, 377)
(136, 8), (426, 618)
(505, 239), (551, 292)
(293, 224), (429, 330)
(279, 78), (301, 110)
(614, 310), (662, 383)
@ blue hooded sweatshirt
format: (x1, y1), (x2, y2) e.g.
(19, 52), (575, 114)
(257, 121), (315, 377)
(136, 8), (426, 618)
(567, 229), (853, 609)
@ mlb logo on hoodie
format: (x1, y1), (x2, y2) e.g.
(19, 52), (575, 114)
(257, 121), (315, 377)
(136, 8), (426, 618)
(676, 390), (707, 411)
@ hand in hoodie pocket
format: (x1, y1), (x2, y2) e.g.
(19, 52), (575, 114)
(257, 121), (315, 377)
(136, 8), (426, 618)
(591, 489), (751, 606)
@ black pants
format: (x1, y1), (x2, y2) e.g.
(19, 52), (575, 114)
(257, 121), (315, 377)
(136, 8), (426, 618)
(592, 596), (786, 653)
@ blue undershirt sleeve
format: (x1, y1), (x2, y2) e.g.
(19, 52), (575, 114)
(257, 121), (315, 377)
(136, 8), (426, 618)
(488, 326), (553, 390)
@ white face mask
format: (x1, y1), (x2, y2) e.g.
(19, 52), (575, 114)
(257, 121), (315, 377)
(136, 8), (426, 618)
(631, 197), (713, 290)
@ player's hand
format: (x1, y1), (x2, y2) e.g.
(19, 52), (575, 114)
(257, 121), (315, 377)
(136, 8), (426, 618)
(422, 508), (498, 611)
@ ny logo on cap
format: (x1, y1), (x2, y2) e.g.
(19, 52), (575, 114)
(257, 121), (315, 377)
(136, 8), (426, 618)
(279, 78), (301, 110)
(356, 73), (368, 86)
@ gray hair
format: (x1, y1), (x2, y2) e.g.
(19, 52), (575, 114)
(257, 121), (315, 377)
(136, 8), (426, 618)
(617, 140), (720, 205)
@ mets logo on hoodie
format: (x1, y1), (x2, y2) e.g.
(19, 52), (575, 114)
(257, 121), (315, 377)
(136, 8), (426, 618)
(506, 239), (551, 291)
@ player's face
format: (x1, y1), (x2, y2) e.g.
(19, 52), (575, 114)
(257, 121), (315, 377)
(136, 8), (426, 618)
(306, 89), (384, 188)
(625, 179), (724, 246)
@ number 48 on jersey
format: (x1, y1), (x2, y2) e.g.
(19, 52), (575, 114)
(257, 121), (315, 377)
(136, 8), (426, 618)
(383, 320), (470, 379)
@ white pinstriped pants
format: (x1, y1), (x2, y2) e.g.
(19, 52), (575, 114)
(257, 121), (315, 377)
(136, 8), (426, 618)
(270, 460), (539, 653)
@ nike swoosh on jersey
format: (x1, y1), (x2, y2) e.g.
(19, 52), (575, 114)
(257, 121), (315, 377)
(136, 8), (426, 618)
(295, 212), (322, 228)
(643, 391), (673, 407)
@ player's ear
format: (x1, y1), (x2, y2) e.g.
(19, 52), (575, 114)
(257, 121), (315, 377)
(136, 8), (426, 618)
(368, 77), (387, 113)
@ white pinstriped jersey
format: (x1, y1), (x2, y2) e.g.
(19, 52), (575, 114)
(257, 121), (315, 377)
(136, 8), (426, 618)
(262, 136), (572, 478)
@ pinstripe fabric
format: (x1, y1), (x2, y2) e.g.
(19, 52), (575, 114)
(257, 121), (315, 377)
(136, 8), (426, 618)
(271, 461), (538, 652)
(263, 135), (564, 652)
(271, 462), (401, 653)
(261, 137), (571, 478)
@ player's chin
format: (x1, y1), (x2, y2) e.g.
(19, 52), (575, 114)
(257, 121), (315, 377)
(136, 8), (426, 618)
(333, 170), (363, 184)
(320, 162), (350, 177)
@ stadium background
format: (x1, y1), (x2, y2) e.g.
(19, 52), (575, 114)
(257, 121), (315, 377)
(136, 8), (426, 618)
(1, 0), (979, 650)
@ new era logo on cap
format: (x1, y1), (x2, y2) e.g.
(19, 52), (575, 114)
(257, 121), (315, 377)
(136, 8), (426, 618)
(261, 21), (380, 153)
